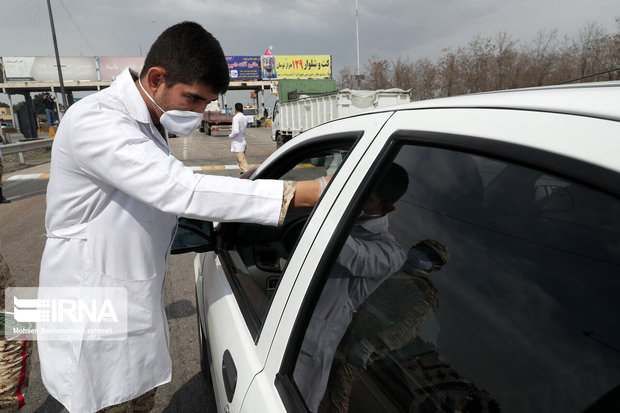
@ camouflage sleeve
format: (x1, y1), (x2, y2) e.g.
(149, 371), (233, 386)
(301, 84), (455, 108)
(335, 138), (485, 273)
(278, 181), (297, 226)
(373, 305), (432, 356)
(374, 291), (439, 357)
(0, 254), (14, 312)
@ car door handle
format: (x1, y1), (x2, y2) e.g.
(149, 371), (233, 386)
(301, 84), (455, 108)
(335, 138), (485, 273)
(222, 349), (237, 402)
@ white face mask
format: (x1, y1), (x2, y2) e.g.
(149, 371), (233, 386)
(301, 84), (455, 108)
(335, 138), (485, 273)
(138, 78), (203, 136)
(403, 247), (434, 272)
(359, 211), (383, 219)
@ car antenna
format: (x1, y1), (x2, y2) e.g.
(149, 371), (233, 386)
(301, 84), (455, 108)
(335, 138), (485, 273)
(556, 66), (620, 85)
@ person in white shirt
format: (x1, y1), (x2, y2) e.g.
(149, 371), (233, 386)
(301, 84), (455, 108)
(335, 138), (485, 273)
(229, 102), (249, 174)
(38, 21), (325, 413)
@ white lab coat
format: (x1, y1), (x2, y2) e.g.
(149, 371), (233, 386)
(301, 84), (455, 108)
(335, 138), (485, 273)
(38, 69), (284, 412)
(228, 112), (247, 152)
(293, 216), (406, 412)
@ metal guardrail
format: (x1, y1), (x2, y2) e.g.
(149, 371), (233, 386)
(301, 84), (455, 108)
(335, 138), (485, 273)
(0, 138), (53, 163)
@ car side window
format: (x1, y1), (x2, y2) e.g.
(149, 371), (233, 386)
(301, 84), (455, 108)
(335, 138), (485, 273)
(288, 143), (620, 412)
(218, 143), (353, 338)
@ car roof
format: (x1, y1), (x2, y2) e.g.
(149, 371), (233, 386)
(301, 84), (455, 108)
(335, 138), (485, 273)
(373, 81), (620, 121)
(264, 81), (620, 180)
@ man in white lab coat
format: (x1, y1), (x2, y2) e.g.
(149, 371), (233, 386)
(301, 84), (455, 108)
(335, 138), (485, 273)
(229, 102), (249, 174)
(38, 22), (321, 413)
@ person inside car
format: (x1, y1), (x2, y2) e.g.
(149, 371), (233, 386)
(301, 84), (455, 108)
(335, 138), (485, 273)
(320, 239), (450, 413)
(293, 162), (409, 413)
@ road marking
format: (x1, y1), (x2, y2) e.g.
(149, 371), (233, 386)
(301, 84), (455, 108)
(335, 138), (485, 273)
(6, 173), (47, 181)
(7, 164), (316, 181)
(190, 165), (241, 171)
(191, 163), (315, 172)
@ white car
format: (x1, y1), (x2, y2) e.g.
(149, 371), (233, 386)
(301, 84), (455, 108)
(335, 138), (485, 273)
(173, 82), (620, 413)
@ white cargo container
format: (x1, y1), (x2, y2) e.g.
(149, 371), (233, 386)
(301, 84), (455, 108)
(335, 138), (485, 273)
(271, 88), (410, 147)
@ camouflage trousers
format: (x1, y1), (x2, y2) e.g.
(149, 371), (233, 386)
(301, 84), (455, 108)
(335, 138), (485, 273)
(0, 340), (34, 413)
(0, 254), (11, 310)
(1, 254), (35, 413)
(96, 388), (157, 413)
(318, 358), (360, 413)
(0, 158), (4, 188)
(235, 151), (250, 174)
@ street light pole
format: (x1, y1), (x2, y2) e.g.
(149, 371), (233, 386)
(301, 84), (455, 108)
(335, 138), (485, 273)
(46, 0), (68, 112)
(355, 0), (360, 78)
(354, 0), (364, 88)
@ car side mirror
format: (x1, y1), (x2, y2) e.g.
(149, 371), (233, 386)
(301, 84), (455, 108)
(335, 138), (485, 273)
(171, 218), (216, 255)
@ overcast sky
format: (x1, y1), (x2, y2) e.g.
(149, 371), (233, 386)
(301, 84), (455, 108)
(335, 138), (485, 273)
(1, 0), (618, 105)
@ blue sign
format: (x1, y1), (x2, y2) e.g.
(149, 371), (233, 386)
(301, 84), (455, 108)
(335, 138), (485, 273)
(226, 56), (260, 80)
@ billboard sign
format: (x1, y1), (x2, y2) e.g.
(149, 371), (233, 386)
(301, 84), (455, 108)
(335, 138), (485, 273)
(2, 56), (98, 82)
(98, 57), (145, 81)
(260, 55), (277, 80)
(263, 55), (331, 79)
(226, 56), (260, 81)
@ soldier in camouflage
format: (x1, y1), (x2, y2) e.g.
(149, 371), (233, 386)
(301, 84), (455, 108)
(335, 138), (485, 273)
(0, 147), (11, 204)
(319, 240), (449, 413)
(0, 248), (34, 412)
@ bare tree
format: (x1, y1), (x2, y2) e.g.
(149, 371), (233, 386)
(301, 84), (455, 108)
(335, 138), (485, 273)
(437, 49), (463, 97)
(335, 18), (620, 97)
(364, 57), (392, 89)
(576, 22), (608, 79)
(525, 29), (558, 86)
(412, 58), (437, 101)
(392, 57), (415, 91)
(337, 66), (358, 89)
(491, 31), (519, 90)
(462, 35), (493, 93)
(594, 18), (620, 81)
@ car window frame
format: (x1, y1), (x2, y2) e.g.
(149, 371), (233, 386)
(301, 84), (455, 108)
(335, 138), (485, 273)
(275, 135), (405, 411)
(275, 128), (620, 411)
(216, 131), (364, 342)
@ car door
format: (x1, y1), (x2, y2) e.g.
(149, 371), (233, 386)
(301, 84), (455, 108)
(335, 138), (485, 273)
(246, 107), (620, 412)
(197, 112), (396, 413)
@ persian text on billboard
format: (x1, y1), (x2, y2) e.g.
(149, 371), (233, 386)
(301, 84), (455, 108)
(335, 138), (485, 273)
(2, 56), (98, 82)
(274, 55), (331, 79)
(226, 56), (260, 81)
(99, 57), (146, 81)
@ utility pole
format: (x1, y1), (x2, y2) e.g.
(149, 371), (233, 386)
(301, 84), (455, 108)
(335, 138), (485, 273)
(47, 0), (68, 112)
(354, 0), (364, 88)
(355, 0), (360, 78)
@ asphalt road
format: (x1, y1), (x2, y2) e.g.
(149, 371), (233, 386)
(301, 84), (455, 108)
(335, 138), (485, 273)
(0, 126), (278, 413)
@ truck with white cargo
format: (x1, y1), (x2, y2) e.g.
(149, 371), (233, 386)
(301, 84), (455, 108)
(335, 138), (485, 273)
(200, 101), (234, 135)
(271, 83), (410, 147)
(270, 79), (336, 147)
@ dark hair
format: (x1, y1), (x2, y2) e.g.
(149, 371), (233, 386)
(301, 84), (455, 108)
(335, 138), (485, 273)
(140, 21), (229, 94)
(373, 162), (409, 205)
(235, 102), (243, 112)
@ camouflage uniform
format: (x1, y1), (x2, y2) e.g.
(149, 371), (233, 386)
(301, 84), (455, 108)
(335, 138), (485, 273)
(0, 254), (34, 412)
(399, 351), (501, 412)
(320, 268), (439, 413)
(0, 253), (12, 310)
